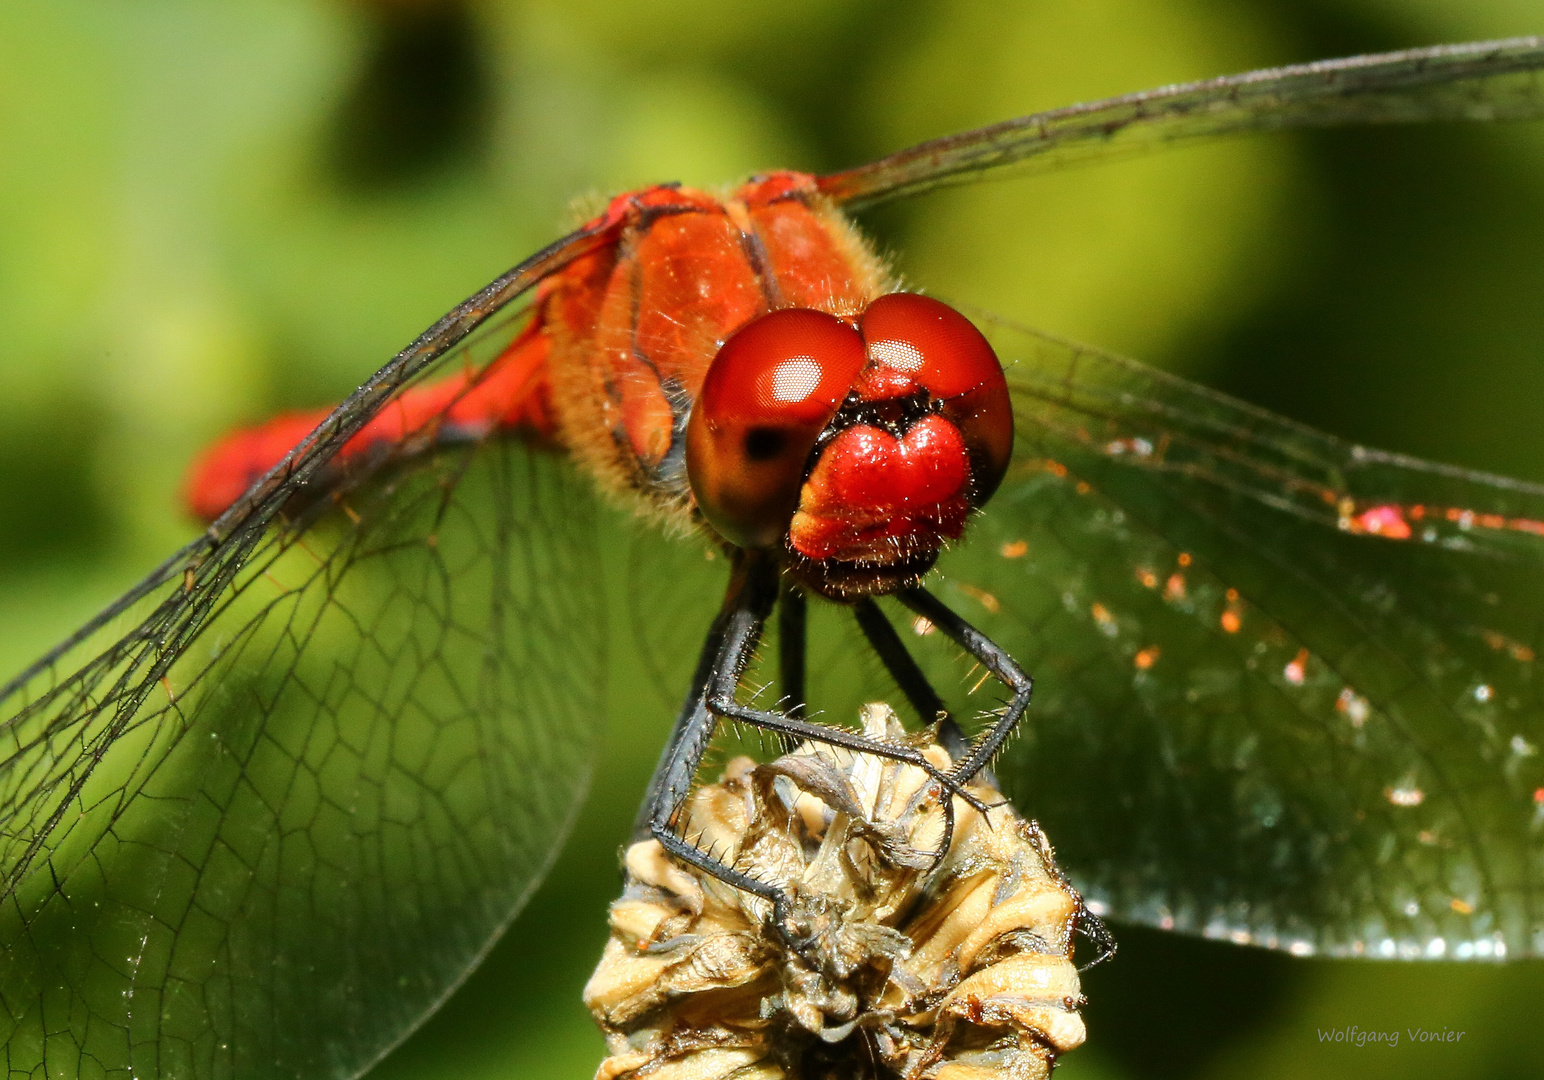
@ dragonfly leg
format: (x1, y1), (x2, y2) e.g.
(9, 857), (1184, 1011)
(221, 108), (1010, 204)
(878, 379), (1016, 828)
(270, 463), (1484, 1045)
(895, 587), (1030, 787)
(636, 551), (791, 915)
(778, 579), (807, 718)
(886, 589), (1118, 964)
(707, 602), (989, 813)
(631, 601), (731, 843)
(636, 552), (989, 937)
(852, 598), (971, 762)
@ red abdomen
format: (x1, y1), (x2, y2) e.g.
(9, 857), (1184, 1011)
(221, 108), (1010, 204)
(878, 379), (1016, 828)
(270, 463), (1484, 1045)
(182, 325), (555, 520)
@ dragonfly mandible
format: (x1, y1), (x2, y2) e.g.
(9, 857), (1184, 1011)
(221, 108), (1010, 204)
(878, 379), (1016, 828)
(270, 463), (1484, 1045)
(4, 37), (1544, 1080)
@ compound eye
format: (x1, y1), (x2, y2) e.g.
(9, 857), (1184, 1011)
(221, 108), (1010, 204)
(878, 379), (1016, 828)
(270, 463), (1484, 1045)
(687, 308), (866, 549)
(859, 293), (1012, 505)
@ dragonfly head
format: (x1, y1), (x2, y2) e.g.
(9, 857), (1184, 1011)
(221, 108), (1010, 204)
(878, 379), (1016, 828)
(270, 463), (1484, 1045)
(686, 293), (1012, 599)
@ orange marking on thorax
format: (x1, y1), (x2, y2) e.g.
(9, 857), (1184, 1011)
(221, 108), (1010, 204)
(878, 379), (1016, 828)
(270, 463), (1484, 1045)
(744, 179), (873, 315)
(548, 174), (886, 517)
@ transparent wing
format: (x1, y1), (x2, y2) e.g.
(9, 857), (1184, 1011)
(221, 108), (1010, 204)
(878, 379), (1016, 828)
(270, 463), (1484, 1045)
(818, 37), (1544, 209)
(0, 230), (612, 1079)
(921, 314), (1544, 960)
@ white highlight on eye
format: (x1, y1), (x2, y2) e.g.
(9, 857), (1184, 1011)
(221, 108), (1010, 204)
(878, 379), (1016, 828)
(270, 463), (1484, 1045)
(868, 338), (925, 372)
(768, 357), (823, 403)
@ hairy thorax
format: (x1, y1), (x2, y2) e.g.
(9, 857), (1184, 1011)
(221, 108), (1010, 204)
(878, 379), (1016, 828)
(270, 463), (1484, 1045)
(540, 174), (891, 529)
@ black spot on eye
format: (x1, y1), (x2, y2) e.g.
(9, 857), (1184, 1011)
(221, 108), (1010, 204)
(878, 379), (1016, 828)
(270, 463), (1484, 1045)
(744, 427), (786, 461)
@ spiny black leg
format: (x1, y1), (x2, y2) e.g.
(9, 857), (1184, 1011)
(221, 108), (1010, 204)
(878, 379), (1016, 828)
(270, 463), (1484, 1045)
(707, 612), (989, 812)
(640, 551), (788, 910)
(637, 558), (1003, 931)
(852, 598), (972, 761)
(633, 600), (732, 842)
(896, 586), (1031, 786)
(778, 580), (807, 718)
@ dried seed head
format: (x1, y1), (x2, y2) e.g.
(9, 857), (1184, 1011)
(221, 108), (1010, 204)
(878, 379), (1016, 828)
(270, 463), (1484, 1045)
(585, 704), (1088, 1080)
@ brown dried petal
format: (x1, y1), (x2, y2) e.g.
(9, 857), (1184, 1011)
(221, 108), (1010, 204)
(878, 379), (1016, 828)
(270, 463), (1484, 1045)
(584, 705), (1088, 1080)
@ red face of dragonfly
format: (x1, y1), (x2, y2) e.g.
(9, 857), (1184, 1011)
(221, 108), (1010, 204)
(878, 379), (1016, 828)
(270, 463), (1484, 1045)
(685, 294), (1012, 598)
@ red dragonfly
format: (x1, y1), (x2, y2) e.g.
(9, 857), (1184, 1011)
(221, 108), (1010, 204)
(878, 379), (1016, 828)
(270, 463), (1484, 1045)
(4, 38), (1544, 1080)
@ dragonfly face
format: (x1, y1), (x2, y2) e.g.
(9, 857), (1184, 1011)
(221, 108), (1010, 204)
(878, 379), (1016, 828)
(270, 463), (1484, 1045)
(4, 36), (1544, 1080)
(687, 293), (1012, 597)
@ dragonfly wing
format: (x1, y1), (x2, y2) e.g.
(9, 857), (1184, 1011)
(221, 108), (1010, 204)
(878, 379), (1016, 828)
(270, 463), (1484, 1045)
(924, 314), (1544, 960)
(0, 251), (610, 1076)
(819, 37), (1544, 209)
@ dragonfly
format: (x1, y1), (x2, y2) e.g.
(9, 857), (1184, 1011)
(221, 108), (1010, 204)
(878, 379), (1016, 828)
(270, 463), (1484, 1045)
(5, 37), (1544, 1080)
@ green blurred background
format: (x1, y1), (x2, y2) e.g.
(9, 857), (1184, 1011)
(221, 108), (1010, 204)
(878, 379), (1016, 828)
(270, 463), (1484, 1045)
(3, 0), (1544, 1077)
